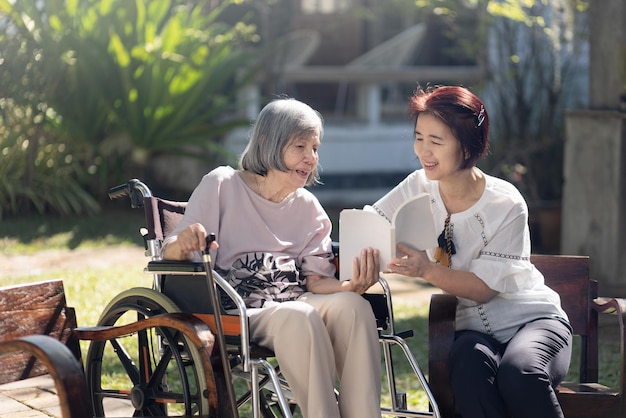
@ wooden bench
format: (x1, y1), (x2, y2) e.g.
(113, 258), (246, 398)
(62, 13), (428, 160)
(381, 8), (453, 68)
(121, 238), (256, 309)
(0, 279), (219, 418)
(428, 254), (626, 418)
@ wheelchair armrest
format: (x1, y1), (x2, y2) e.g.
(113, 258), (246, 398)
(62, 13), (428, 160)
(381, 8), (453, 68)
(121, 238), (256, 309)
(363, 293), (390, 330)
(146, 260), (244, 316)
(146, 259), (204, 273)
(428, 293), (457, 418)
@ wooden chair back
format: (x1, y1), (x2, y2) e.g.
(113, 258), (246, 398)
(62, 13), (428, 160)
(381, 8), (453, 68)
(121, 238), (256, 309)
(0, 280), (81, 384)
(531, 255), (598, 382)
(0, 280), (91, 418)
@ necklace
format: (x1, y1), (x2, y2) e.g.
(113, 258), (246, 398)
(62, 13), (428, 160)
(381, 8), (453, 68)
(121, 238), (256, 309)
(434, 214), (455, 267)
(252, 172), (291, 203)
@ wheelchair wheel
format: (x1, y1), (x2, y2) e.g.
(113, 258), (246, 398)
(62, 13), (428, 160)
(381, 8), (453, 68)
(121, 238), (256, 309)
(85, 287), (212, 416)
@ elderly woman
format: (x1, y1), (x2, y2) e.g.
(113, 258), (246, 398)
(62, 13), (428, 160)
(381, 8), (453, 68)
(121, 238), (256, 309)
(162, 98), (382, 418)
(377, 86), (572, 418)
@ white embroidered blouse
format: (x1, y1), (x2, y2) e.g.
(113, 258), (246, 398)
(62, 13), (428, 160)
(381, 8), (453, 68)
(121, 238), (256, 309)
(372, 169), (569, 343)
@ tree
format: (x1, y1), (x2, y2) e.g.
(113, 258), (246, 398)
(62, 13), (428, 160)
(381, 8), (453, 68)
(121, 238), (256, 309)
(481, 0), (590, 203)
(0, 0), (258, 216)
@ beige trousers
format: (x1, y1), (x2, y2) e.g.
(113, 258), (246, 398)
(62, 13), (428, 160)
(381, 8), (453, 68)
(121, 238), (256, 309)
(247, 291), (382, 418)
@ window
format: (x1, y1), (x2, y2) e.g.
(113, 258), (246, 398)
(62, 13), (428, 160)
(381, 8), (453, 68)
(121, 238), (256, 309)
(301, 0), (351, 14)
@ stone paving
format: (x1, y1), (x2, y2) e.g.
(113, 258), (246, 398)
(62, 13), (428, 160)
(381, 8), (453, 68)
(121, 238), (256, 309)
(0, 376), (62, 418)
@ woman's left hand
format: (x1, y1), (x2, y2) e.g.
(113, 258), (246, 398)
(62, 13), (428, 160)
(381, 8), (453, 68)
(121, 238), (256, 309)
(350, 247), (380, 294)
(386, 242), (430, 278)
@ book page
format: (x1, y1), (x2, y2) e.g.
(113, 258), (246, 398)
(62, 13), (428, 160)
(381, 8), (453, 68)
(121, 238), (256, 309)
(338, 193), (438, 281)
(338, 209), (394, 280)
(392, 193), (438, 252)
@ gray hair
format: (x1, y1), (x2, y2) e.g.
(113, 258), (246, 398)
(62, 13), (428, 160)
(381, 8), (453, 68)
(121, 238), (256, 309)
(239, 98), (324, 186)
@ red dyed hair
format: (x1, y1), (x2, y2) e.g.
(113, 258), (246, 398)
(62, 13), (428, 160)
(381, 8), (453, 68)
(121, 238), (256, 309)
(409, 85), (489, 170)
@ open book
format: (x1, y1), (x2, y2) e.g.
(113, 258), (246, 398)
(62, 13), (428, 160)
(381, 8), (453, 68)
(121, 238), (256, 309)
(338, 193), (438, 280)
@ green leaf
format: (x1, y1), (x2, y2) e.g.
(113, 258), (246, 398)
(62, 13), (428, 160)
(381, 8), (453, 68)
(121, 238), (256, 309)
(109, 32), (131, 67)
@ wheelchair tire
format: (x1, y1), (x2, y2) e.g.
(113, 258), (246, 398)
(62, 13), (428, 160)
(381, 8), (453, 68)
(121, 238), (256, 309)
(85, 287), (212, 417)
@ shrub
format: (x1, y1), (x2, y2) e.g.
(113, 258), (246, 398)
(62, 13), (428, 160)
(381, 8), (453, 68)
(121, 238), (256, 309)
(0, 0), (258, 215)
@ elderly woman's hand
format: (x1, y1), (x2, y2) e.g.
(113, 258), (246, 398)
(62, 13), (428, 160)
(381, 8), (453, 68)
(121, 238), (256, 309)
(350, 247), (380, 294)
(176, 223), (208, 254)
(162, 223), (219, 260)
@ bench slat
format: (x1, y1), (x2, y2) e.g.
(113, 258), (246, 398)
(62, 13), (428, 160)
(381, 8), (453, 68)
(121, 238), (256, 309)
(0, 280), (78, 384)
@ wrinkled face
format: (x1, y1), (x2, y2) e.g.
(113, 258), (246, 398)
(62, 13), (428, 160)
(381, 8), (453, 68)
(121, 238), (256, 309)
(276, 130), (320, 190)
(413, 113), (465, 181)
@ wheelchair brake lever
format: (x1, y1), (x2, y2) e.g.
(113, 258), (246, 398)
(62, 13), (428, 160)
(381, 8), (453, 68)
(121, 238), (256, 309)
(140, 228), (149, 251)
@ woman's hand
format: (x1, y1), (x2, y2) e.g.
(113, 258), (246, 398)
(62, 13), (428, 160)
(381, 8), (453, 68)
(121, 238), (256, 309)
(349, 247), (380, 294)
(386, 242), (431, 278)
(176, 223), (208, 254)
(302, 248), (380, 295)
(162, 223), (218, 260)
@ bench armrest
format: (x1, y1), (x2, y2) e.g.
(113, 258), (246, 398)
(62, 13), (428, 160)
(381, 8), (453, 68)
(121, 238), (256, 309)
(593, 296), (626, 394)
(0, 335), (91, 418)
(75, 312), (219, 413)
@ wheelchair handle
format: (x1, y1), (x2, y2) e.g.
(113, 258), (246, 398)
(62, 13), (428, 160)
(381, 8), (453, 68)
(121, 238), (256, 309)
(107, 184), (130, 200)
(107, 179), (153, 209)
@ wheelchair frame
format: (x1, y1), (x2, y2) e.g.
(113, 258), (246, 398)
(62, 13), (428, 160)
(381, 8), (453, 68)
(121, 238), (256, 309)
(87, 178), (441, 418)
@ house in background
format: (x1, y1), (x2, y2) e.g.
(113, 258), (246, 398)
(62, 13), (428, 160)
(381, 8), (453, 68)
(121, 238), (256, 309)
(224, 0), (486, 208)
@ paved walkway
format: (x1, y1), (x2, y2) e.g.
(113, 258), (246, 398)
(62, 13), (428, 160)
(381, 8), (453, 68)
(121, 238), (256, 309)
(0, 376), (63, 418)
(0, 274), (439, 417)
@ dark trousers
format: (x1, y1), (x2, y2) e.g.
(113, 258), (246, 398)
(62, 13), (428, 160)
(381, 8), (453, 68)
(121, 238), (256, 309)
(449, 318), (572, 418)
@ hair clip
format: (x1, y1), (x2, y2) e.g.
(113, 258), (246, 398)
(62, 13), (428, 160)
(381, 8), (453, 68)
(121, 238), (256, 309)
(475, 105), (485, 128)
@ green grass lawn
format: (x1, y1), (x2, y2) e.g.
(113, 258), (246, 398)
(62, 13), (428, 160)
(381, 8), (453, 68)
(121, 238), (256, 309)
(1, 211), (622, 414)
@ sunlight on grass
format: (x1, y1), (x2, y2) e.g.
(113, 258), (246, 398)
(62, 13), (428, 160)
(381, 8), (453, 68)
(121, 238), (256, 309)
(1, 264), (149, 327)
(380, 302), (432, 412)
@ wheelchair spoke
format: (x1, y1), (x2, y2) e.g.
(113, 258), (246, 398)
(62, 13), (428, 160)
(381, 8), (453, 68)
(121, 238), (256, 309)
(160, 328), (195, 415)
(137, 327), (158, 387)
(108, 336), (141, 385)
(145, 345), (171, 390)
(94, 389), (132, 400)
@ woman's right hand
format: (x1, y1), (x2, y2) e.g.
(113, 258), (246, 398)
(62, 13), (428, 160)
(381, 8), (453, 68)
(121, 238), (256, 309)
(386, 242), (430, 278)
(162, 223), (218, 260)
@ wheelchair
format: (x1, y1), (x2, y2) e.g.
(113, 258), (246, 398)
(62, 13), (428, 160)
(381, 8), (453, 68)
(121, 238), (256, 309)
(85, 178), (441, 417)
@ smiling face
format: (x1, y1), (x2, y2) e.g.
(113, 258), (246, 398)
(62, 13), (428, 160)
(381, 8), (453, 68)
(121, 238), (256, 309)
(414, 112), (466, 182)
(272, 130), (320, 191)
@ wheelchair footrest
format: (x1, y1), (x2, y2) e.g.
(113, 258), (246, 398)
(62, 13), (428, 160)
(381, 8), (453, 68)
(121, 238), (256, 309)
(396, 330), (414, 339)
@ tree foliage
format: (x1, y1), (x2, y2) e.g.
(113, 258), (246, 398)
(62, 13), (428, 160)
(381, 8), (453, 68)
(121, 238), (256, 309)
(0, 0), (258, 217)
(480, 0), (589, 202)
